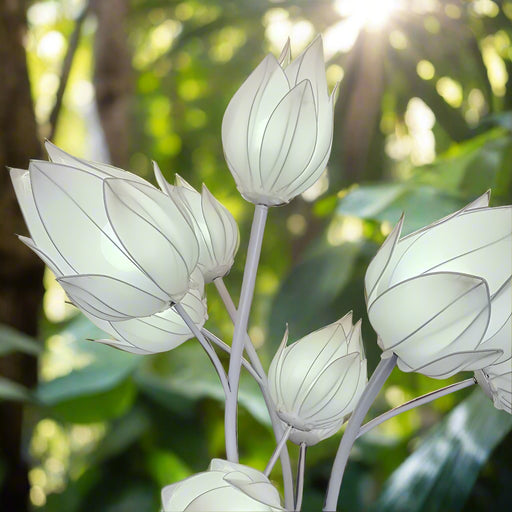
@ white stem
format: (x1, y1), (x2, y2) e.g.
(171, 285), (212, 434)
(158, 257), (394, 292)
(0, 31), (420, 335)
(201, 328), (261, 384)
(295, 443), (307, 512)
(175, 303), (229, 397)
(264, 424), (292, 477)
(324, 354), (397, 511)
(225, 204), (268, 463)
(357, 377), (476, 439)
(214, 277), (295, 510)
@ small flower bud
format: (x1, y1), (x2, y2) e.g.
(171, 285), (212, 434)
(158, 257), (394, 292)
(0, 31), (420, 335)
(268, 312), (367, 445)
(154, 164), (240, 283)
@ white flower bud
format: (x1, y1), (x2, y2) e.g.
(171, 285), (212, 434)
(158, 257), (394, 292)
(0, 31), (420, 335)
(221, 36), (337, 206)
(10, 143), (199, 321)
(161, 459), (284, 511)
(268, 313), (367, 446)
(153, 163), (240, 283)
(365, 192), (511, 379)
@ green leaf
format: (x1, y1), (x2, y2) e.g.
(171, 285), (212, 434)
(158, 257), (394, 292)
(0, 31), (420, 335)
(49, 378), (137, 423)
(0, 376), (33, 402)
(337, 184), (466, 235)
(35, 316), (141, 422)
(0, 323), (42, 356)
(267, 242), (361, 351)
(136, 341), (270, 425)
(373, 390), (512, 512)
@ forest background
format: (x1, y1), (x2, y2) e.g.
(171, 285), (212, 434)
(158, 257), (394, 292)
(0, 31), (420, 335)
(1, 0), (511, 511)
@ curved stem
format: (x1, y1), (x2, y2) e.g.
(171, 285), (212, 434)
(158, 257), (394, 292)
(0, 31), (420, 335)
(295, 443), (307, 512)
(324, 354), (397, 512)
(214, 276), (295, 510)
(225, 204), (268, 463)
(201, 328), (261, 384)
(175, 303), (229, 397)
(264, 425), (292, 477)
(357, 377), (476, 439)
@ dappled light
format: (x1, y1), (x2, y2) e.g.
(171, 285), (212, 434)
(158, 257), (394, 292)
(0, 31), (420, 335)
(1, 0), (511, 511)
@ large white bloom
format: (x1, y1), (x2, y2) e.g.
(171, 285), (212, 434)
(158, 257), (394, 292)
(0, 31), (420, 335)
(222, 36), (337, 206)
(161, 459), (284, 511)
(10, 142), (199, 322)
(268, 312), (367, 446)
(154, 164), (240, 283)
(365, 192), (511, 379)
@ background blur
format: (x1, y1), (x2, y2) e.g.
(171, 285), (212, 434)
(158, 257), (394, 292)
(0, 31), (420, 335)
(1, 0), (511, 511)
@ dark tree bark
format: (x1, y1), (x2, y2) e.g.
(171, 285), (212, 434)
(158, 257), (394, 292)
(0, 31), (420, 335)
(0, 1), (44, 511)
(91, 0), (132, 168)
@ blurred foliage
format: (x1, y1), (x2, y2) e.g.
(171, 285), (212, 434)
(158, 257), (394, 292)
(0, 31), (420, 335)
(1, 0), (511, 510)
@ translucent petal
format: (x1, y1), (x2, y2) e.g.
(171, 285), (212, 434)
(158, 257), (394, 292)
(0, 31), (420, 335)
(45, 141), (148, 184)
(484, 276), (512, 344)
(201, 185), (239, 281)
(18, 236), (63, 277)
(279, 83), (336, 199)
(152, 161), (173, 196)
(299, 354), (360, 423)
(222, 54), (289, 193)
(369, 272), (491, 367)
(284, 35), (328, 112)
(103, 178), (198, 301)
(365, 214), (405, 305)
(28, 162), (158, 293)
(10, 168), (74, 274)
(259, 80), (317, 193)
(224, 477), (283, 510)
(398, 349), (502, 379)
(389, 207), (512, 293)
(57, 274), (168, 320)
(94, 339), (151, 355)
(109, 289), (207, 353)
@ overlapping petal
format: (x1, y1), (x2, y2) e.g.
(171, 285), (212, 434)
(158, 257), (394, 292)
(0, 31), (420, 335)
(10, 145), (204, 353)
(161, 459), (283, 512)
(221, 36), (335, 206)
(365, 193), (511, 379)
(155, 169), (240, 283)
(268, 313), (367, 445)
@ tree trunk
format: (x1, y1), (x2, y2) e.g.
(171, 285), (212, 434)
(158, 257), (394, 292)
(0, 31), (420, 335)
(0, 1), (44, 511)
(91, 0), (132, 168)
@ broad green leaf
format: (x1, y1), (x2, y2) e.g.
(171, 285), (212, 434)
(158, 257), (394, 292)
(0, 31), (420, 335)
(0, 376), (33, 402)
(136, 341), (270, 425)
(373, 390), (512, 512)
(36, 316), (141, 422)
(0, 323), (42, 356)
(91, 407), (150, 465)
(337, 184), (466, 235)
(267, 242), (361, 351)
(49, 378), (136, 423)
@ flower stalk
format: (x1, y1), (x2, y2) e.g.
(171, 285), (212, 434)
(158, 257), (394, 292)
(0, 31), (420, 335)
(214, 276), (295, 509)
(357, 377), (476, 439)
(174, 303), (230, 397)
(295, 443), (307, 512)
(324, 353), (397, 511)
(264, 424), (292, 477)
(225, 204), (268, 462)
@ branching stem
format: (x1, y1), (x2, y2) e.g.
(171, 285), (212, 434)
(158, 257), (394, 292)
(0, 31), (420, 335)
(175, 303), (229, 397)
(324, 354), (397, 511)
(357, 377), (476, 439)
(264, 424), (292, 477)
(225, 205), (268, 462)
